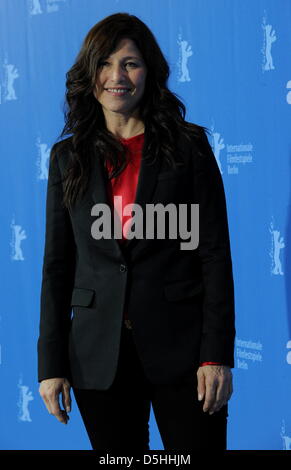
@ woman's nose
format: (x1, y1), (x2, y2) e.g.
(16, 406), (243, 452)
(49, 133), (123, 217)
(110, 65), (127, 80)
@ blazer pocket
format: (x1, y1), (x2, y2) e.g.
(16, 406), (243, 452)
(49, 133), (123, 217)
(71, 287), (95, 307)
(164, 279), (204, 302)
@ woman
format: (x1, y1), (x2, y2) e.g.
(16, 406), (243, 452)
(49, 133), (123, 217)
(38, 12), (235, 452)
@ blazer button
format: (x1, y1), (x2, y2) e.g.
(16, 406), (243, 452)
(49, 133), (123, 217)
(120, 264), (127, 272)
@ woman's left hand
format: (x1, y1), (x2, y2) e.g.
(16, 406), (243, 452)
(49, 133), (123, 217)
(197, 365), (233, 414)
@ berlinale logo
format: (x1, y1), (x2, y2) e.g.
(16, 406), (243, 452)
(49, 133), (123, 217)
(286, 80), (291, 105)
(287, 340), (291, 364)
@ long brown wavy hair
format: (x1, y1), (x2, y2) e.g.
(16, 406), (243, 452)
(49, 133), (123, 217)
(54, 12), (209, 210)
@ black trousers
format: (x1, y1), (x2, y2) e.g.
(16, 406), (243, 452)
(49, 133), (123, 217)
(72, 322), (228, 452)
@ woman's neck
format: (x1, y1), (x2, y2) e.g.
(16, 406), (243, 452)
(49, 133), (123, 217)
(104, 111), (145, 140)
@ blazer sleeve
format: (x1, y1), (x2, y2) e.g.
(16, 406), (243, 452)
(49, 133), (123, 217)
(192, 129), (236, 367)
(37, 142), (76, 383)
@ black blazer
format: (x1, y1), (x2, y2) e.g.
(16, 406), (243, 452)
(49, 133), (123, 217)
(37, 126), (235, 390)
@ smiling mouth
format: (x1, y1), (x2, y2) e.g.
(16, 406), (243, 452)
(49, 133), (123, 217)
(105, 88), (132, 96)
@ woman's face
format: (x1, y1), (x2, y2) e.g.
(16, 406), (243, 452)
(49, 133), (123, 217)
(93, 38), (147, 118)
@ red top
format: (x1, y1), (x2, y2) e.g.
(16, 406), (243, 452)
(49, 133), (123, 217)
(105, 132), (144, 242)
(105, 132), (220, 367)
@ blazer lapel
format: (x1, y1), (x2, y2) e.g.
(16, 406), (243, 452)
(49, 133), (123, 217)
(120, 128), (162, 251)
(90, 128), (162, 253)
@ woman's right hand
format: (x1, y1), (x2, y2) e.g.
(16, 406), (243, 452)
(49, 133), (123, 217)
(39, 377), (71, 424)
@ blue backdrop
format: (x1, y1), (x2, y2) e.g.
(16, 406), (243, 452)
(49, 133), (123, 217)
(0, 0), (290, 451)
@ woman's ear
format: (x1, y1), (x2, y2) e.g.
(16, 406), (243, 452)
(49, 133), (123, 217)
(92, 75), (101, 100)
(92, 83), (98, 100)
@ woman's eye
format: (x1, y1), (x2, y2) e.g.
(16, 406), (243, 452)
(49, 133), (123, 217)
(98, 61), (138, 68)
(126, 62), (138, 67)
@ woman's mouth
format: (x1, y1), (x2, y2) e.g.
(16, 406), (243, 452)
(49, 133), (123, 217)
(105, 88), (132, 96)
